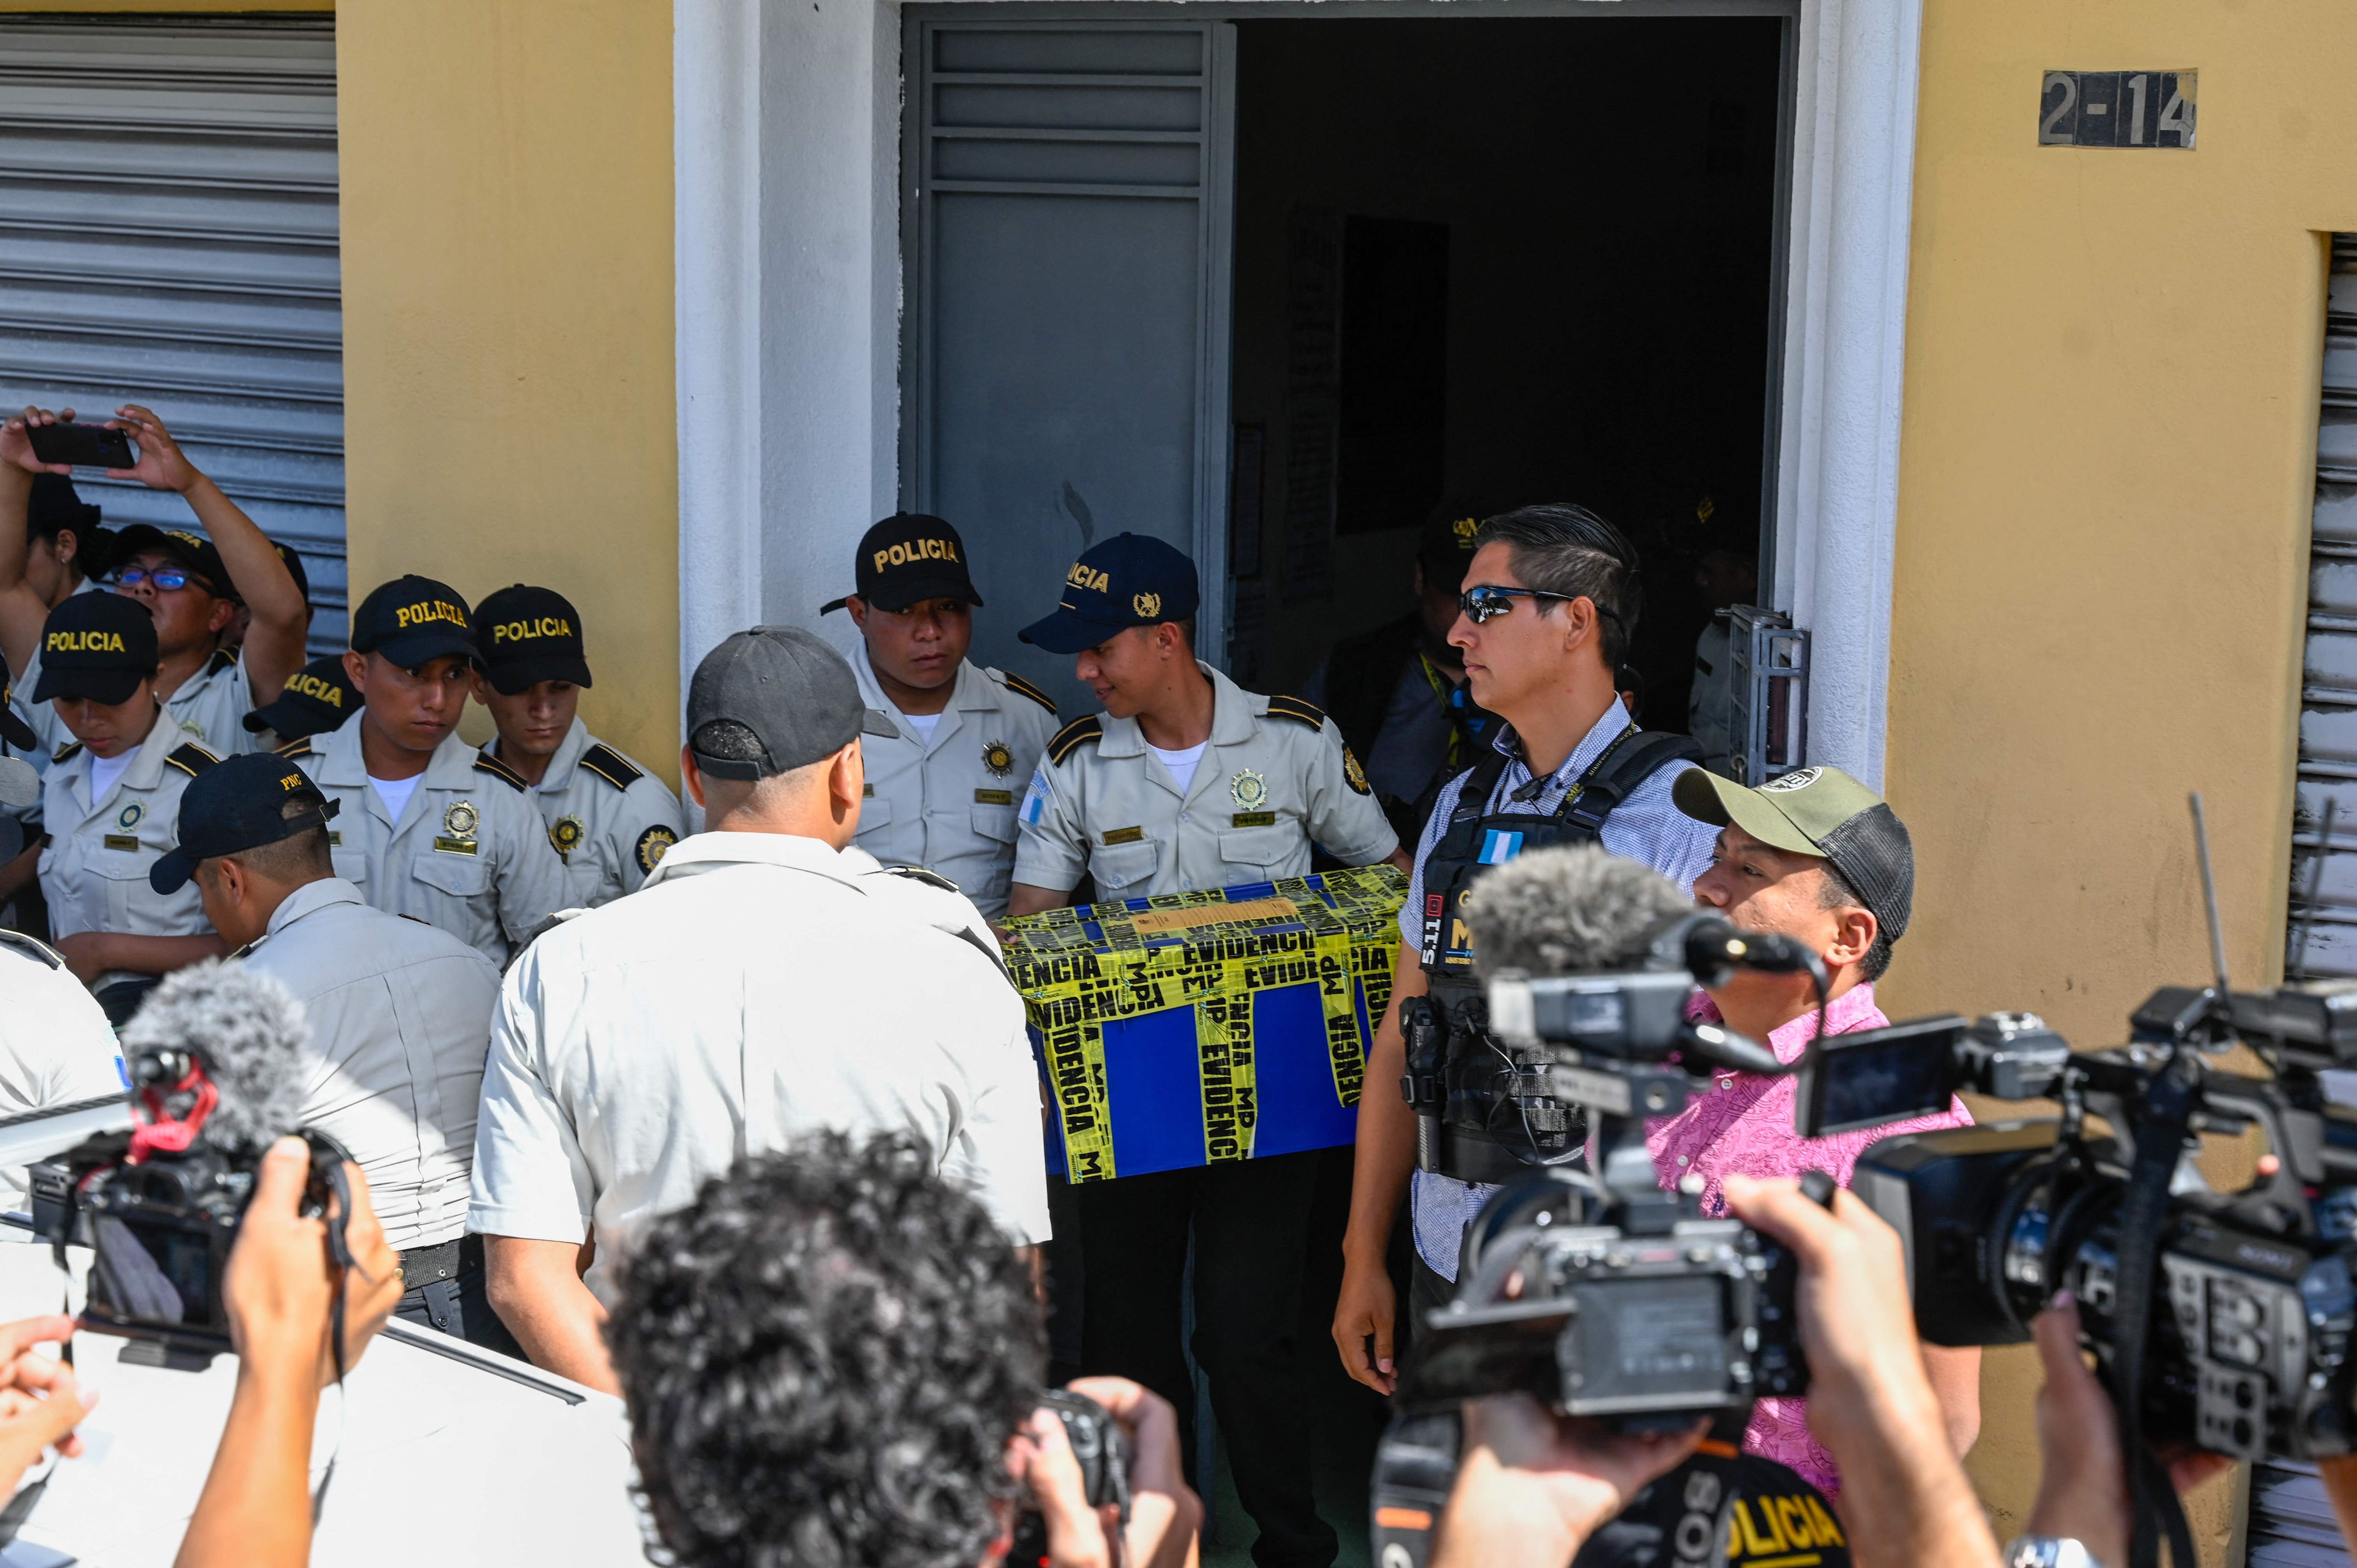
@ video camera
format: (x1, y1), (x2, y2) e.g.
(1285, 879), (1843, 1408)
(27, 965), (353, 1369)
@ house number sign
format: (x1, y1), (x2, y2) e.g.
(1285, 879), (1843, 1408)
(2039, 71), (2196, 149)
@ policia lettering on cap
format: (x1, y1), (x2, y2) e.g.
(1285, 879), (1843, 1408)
(469, 584), (685, 908)
(27, 591), (226, 1014)
(822, 514), (1057, 919)
(1004, 531), (1406, 1568)
(277, 575), (571, 967)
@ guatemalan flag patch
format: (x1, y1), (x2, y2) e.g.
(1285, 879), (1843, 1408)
(1479, 828), (1524, 865)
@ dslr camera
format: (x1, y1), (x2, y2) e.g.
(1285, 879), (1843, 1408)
(32, 1039), (349, 1368)
(1009, 1388), (1131, 1564)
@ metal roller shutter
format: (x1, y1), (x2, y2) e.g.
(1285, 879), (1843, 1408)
(0, 14), (345, 650)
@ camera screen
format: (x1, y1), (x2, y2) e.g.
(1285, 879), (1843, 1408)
(90, 1214), (216, 1327)
(1796, 1018), (1965, 1137)
(1564, 1276), (1729, 1411)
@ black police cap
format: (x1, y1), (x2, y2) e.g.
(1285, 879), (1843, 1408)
(475, 583), (593, 695)
(350, 575), (480, 670)
(31, 592), (158, 706)
(244, 655), (358, 741)
(820, 514), (983, 616)
(151, 752), (341, 895)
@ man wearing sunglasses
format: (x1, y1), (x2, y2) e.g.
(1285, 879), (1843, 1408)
(0, 404), (308, 761)
(1330, 503), (1719, 1397)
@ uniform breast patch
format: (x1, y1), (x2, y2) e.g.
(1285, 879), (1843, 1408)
(551, 816), (585, 856)
(1101, 825), (1145, 846)
(433, 837), (479, 856)
(443, 801), (479, 839)
(1231, 811), (1276, 828)
(117, 801), (143, 831)
(974, 788), (1014, 806)
(1230, 768), (1267, 810)
(636, 824), (677, 874)
(982, 739), (1015, 777)
(103, 833), (138, 852)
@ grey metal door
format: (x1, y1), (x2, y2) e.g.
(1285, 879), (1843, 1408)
(0, 16), (345, 648)
(2289, 236), (2357, 987)
(901, 16), (1235, 712)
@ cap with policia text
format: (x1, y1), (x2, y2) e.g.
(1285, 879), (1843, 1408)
(1018, 532), (1200, 655)
(0, 650), (35, 754)
(30, 592), (159, 706)
(1673, 765), (1914, 943)
(821, 514), (984, 616)
(686, 626), (896, 780)
(149, 752), (342, 895)
(475, 583), (593, 694)
(350, 575), (480, 669)
(107, 524), (230, 599)
(243, 655), (358, 741)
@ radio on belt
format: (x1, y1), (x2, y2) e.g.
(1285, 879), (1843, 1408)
(1004, 865), (1405, 1181)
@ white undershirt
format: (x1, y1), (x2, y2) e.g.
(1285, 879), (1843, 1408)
(369, 772), (423, 824)
(1145, 740), (1207, 796)
(85, 751), (133, 805)
(904, 711), (943, 743)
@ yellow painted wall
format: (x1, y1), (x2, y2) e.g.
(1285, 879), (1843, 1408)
(1886, 0), (2357, 1550)
(336, 0), (679, 777)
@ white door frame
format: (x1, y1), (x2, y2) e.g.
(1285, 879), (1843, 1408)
(674, 0), (1921, 789)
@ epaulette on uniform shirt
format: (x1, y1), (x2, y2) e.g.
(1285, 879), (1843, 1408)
(164, 742), (221, 777)
(51, 741), (81, 765)
(274, 736), (313, 760)
(885, 865), (962, 893)
(472, 752), (530, 791)
(998, 671), (1057, 715)
(576, 743), (644, 791)
(1046, 715), (1103, 766)
(202, 647), (237, 676)
(1264, 694), (1329, 731)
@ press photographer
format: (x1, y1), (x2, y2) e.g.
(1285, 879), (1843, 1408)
(604, 1131), (1198, 1568)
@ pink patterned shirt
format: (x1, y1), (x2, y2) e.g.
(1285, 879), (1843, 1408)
(1645, 982), (1971, 1496)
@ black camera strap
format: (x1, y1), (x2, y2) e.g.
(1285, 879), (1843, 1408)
(2111, 1052), (2198, 1568)
(312, 1155), (357, 1524)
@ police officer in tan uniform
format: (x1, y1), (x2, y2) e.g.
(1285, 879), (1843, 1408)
(279, 575), (570, 967)
(821, 515), (1058, 918)
(30, 593), (225, 1010)
(471, 584), (683, 907)
(1006, 533), (1404, 1568)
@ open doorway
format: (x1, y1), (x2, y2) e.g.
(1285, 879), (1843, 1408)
(1226, 16), (1786, 740)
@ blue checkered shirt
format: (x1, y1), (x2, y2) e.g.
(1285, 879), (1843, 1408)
(1398, 701), (1719, 1279)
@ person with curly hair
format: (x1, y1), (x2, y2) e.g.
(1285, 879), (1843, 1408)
(607, 1131), (1201, 1568)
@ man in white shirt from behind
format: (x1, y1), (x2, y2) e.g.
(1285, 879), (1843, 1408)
(471, 625), (1052, 1393)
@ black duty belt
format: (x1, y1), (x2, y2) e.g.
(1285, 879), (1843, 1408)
(398, 1231), (486, 1294)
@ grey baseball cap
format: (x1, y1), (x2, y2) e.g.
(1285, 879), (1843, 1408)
(686, 626), (896, 780)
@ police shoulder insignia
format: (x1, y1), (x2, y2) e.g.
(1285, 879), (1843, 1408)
(164, 743), (220, 778)
(997, 670), (1057, 715)
(471, 753), (529, 791)
(273, 736), (314, 760)
(982, 738), (1015, 778)
(1046, 715), (1103, 766)
(577, 743), (644, 791)
(1342, 745), (1372, 796)
(1264, 694), (1328, 731)
(550, 816), (586, 856)
(51, 741), (82, 765)
(635, 823), (677, 875)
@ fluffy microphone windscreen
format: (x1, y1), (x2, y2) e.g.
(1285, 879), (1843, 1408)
(1464, 845), (1691, 979)
(120, 960), (312, 1152)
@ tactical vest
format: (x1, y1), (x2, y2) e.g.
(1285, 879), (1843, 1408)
(1401, 726), (1704, 1185)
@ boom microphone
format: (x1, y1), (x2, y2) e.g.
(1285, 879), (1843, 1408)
(117, 961), (311, 1153)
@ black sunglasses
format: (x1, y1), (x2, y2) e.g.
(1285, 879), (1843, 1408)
(1458, 585), (1626, 628)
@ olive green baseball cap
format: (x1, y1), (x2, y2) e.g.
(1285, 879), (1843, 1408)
(1673, 765), (1914, 943)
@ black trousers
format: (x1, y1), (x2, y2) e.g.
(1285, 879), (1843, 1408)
(1075, 1150), (1337, 1568)
(394, 1261), (526, 1360)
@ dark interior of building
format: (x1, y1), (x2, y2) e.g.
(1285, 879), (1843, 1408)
(1213, 18), (1787, 1562)
(1226, 16), (1785, 735)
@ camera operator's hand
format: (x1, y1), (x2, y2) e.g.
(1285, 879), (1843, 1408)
(0, 1315), (95, 1496)
(223, 1137), (401, 1388)
(1428, 1395), (1703, 1568)
(1065, 1377), (1202, 1568)
(2025, 1293), (2233, 1568)
(177, 1139), (403, 1568)
(1723, 1173), (1997, 1568)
